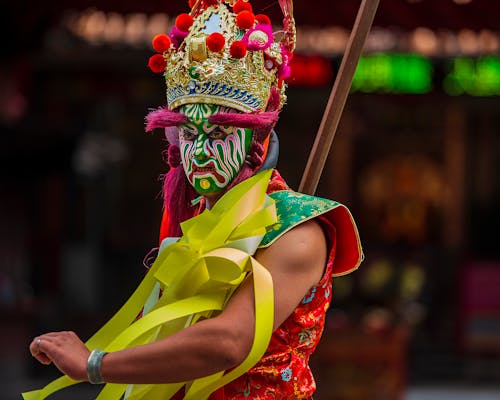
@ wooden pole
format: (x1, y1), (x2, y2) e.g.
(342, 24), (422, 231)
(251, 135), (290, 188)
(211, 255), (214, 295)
(299, 0), (380, 195)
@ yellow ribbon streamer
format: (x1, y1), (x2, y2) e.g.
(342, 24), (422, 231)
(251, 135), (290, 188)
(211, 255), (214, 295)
(23, 170), (277, 400)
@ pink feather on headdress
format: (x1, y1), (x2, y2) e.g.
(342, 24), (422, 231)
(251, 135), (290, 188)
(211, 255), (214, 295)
(208, 110), (279, 129)
(145, 107), (188, 132)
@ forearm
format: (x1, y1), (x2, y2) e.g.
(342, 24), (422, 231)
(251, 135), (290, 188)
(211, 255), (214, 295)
(100, 317), (251, 384)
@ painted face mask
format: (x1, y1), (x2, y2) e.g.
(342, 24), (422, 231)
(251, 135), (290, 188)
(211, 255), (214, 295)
(179, 103), (252, 195)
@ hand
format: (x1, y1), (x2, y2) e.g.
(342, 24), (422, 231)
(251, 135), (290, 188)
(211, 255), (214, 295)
(30, 331), (90, 381)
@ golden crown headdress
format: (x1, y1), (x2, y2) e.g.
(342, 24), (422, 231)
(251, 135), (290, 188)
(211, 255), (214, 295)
(148, 0), (295, 113)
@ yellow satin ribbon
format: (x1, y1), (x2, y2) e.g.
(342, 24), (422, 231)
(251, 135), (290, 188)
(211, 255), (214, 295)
(23, 170), (277, 400)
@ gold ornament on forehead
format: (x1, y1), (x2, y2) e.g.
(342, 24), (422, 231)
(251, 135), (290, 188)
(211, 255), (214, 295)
(190, 36), (208, 62)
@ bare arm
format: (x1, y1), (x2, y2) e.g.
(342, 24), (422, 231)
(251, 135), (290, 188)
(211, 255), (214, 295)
(30, 220), (327, 384)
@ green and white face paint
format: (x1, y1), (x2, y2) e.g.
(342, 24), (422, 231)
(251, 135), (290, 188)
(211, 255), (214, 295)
(178, 103), (252, 195)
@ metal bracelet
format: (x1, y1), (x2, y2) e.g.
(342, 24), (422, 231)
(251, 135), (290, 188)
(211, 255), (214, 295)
(87, 349), (108, 384)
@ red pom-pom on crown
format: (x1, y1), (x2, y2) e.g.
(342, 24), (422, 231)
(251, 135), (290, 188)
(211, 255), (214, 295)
(230, 41), (247, 59)
(175, 13), (194, 32)
(233, 0), (252, 14)
(148, 54), (167, 73)
(152, 34), (172, 53)
(255, 14), (271, 25)
(206, 32), (225, 52)
(236, 11), (255, 30)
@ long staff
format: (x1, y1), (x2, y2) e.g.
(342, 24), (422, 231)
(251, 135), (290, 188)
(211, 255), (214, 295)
(299, 0), (380, 195)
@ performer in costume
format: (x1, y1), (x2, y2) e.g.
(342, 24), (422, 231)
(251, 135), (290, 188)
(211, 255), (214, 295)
(26, 1), (362, 399)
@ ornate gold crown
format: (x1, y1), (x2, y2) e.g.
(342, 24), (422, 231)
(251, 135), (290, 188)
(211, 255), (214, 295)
(148, 0), (295, 113)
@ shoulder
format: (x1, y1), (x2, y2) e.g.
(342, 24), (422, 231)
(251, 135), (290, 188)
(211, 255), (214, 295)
(256, 218), (326, 279)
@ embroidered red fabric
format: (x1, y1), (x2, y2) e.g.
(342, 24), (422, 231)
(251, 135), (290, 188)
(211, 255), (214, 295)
(169, 170), (338, 399)
(220, 221), (335, 399)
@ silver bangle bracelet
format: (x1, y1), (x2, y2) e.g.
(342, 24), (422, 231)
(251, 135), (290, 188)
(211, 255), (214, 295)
(87, 349), (108, 384)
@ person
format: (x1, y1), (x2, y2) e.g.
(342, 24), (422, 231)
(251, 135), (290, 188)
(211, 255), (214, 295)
(26, 1), (362, 399)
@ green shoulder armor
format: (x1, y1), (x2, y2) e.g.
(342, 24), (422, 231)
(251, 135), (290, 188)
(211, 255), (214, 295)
(260, 190), (341, 248)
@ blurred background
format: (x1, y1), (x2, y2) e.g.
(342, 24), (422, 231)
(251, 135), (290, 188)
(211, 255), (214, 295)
(1, 0), (499, 399)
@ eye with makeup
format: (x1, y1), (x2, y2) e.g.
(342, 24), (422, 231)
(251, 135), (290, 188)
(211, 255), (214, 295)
(208, 128), (229, 140)
(179, 126), (198, 141)
(208, 125), (236, 140)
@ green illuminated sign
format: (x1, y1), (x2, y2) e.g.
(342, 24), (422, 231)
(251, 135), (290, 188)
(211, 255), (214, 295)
(443, 56), (500, 96)
(351, 53), (432, 94)
(350, 54), (499, 96)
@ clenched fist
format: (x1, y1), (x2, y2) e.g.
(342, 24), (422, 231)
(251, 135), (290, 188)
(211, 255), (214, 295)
(30, 331), (90, 381)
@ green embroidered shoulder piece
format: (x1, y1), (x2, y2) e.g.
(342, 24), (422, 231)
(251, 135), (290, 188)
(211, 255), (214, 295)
(260, 190), (341, 248)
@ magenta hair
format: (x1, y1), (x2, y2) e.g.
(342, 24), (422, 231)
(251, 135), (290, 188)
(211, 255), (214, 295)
(162, 165), (197, 237)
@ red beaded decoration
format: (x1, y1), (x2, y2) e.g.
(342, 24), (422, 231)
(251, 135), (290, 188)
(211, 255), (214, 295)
(233, 0), (252, 13)
(152, 34), (172, 53)
(206, 32), (226, 52)
(236, 10), (255, 30)
(255, 14), (271, 25)
(175, 13), (194, 32)
(230, 41), (247, 59)
(148, 54), (167, 73)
